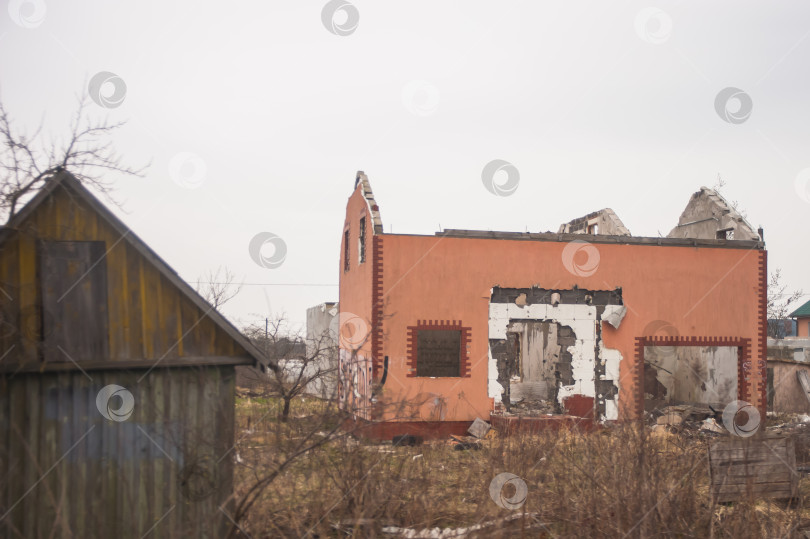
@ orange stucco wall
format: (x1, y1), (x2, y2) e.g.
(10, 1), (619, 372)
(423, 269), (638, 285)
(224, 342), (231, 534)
(338, 182), (766, 424)
(798, 317), (810, 337)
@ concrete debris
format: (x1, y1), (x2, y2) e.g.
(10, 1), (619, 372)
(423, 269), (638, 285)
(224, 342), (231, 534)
(651, 424), (676, 437)
(656, 413), (684, 426)
(382, 513), (544, 538)
(768, 413), (810, 435)
(449, 435), (482, 450)
(700, 418), (725, 433)
(468, 417), (491, 438)
(603, 305), (627, 329)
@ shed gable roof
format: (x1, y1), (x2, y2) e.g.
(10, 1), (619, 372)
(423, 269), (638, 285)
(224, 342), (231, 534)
(1, 170), (271, 370)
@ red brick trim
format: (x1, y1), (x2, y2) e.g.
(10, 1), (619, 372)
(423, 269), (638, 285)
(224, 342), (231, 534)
(370, 235), (384, 380)
(632, 336), (753, 420)
(406, 320), (472, 378)
(756, 250), (768, 417)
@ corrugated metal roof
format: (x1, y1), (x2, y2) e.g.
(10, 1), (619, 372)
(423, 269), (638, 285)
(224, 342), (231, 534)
(790, 299), (810, 318)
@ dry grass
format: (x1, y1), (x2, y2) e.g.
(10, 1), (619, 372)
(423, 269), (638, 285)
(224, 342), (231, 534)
(231, 397), (810, 538)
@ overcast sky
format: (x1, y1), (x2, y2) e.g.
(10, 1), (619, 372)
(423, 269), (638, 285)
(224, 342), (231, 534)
(1, 1), (808, 331)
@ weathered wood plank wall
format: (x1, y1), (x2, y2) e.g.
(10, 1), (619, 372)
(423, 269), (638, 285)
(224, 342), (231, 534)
(0, 366), (236, 538)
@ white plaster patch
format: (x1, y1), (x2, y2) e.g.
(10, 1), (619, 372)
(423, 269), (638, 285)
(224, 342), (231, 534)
(488, 347), (503, 401)
(600, 341), (623, 381)
(488, 303), (508, 339)
(604, 399), (618, 421)
(488, 299), (626, 421)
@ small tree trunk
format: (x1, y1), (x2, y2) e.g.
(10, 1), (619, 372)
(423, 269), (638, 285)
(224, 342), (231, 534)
(281, 397), (291, 422)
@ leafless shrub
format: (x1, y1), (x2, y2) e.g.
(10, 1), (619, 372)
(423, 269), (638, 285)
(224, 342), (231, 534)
(228, 419), (809, 538)
(0, 93), (147, 221)
(768, 269), (804, 338)
(195, 266), (243, 309)
(243, 315), (338, 422)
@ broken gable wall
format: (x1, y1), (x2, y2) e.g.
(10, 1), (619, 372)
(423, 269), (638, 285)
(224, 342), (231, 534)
(667, 187), (760, 241)
(361, 233), (765, 425)
(337, 173), (382, 419)
(557, 208), (631, 236)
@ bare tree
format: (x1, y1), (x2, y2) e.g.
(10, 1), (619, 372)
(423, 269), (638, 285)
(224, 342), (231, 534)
(768, 268), (804, 338)
(195, 266), (243, 309)
(0, 93), (146, 220)
(243, 315), (338, 422)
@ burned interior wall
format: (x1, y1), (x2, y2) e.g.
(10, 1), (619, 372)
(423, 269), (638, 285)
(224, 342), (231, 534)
(488, 287), (626, 421)
(557, 208), (631, 236)
(643, 345), (738, 410)
(501, 320), (577, 413)
(667, 187), (760, 241)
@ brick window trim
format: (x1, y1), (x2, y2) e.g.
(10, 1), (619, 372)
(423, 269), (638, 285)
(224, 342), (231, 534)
(630, 336), (757, 420)
(406, 320), (471, 378)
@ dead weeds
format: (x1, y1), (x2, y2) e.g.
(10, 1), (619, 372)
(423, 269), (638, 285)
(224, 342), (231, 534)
(231, 398), (810, 538)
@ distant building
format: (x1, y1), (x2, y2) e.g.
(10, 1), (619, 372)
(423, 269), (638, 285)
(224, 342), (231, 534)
(768, 318), (797, 339)
(790, 299), (810, 337)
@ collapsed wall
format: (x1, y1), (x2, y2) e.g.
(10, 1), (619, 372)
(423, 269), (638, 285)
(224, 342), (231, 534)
(557, 208), (631, 236)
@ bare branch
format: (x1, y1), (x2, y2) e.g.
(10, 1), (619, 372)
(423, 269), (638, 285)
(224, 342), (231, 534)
(0, 91), (148, 222)
(195, 266), (243, 309)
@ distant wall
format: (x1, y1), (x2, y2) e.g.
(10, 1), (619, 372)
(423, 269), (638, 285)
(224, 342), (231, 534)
(768, 360), (810, 414)
(768, 338), (810, 363)
(306, 303), (339, 398)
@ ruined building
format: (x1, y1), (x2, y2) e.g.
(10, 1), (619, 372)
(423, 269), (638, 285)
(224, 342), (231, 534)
(338, 176), (767, 438)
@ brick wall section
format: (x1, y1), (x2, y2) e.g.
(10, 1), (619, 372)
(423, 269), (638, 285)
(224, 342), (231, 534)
(632, 336), (753, 420)
(738, 338), (754, 410)
(756, 250), (768, 417)
(406, 320), (472, 378)
(371, 235), (384, 380)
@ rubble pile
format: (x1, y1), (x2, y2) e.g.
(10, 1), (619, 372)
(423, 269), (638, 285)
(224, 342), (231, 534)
(648, 404), (726, 436)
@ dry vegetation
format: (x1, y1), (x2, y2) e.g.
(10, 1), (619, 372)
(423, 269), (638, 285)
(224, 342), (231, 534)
(230, 397), (810, 538)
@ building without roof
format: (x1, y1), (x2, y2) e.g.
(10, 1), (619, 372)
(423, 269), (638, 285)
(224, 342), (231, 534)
(338, 172), (767, 438)
(0, 171), (269, 536)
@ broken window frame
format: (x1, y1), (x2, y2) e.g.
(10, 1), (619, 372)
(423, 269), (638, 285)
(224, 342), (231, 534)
(343, 228), (350, 272)
(358, 216), (366, 264)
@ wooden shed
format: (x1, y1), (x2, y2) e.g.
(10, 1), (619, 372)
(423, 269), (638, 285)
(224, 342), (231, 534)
(0, 171), (269, 537)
